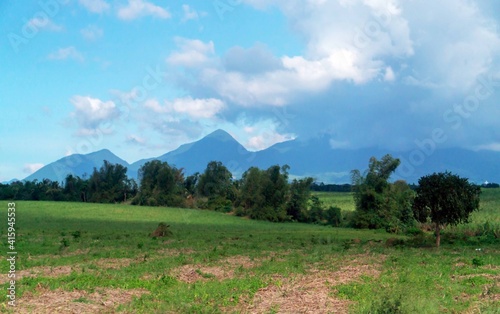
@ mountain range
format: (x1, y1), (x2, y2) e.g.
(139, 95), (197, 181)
(22, 129), (500, 184)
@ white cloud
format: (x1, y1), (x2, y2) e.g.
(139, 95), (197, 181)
(117, 0), (171, 20)
(144, 97), (225, 119)
(239, 119), (295, 150)
(474, 142), (500, 152)
(48, 46), (84, 62)
(70, 96), (120, 134)
(167, 37), (215, 67)
(23, 163), (44, 174)
(383, 66), (395, 82)
(79, 0), (110, 13)
(170, 97), (225, 119)
(182, 4), (199, 21)
(27, 17), (63, 32)
(80, 25), (103, 40)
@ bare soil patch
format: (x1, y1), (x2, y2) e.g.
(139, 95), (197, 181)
(171, 255), (264, 283)
(17, 287), (149, 314)
(0, 258), (135, 285)
(227, 254), (385, 314)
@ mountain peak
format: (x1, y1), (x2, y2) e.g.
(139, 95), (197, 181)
(205, 129), (236, 142)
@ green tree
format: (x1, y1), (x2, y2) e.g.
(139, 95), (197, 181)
(133, 160), (185, 207)
(197, 161), (233, 199)
(237, 165), (290, 222)
(309, 195), (324, 224)
(413, 172), (481, 247)
(287, 177), (314, 221)
(88, 160), (131, 203)
(351, 154), (414, 231)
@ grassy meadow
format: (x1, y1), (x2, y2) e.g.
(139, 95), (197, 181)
(1, 189), (499, 313)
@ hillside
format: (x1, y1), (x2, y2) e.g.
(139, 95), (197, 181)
(23, 129), (500, 184)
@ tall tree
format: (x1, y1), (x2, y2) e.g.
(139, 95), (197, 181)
(351, 154), (414, 231)
(134, 160), (185, 207)
(88, 160), (131, 203)
(413, 172), (481, 247)
(237, 165), (290, 222)
(287, 177), (314, 221)
(197, 161), (233, 199)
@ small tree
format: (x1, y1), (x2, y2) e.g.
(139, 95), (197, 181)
(413, 172), (481, 247)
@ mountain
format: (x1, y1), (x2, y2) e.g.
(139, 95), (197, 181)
(128, 129), (254, 178)
(22, 129), (500, 184)
(24, 149), (129, 183)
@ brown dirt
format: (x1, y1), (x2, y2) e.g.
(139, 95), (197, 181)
(0, 258), (135, 285)
(226, 254), (385, 314)
(17, 287), (149, 314)
(171, 255), (264, 283)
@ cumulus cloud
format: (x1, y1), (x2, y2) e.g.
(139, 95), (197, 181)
(70, 96), (120, 135)
(27, 17), (63, 32)
(144, 97), (225, 119)
(167, 37), (215, 68)
(117, 0), (171, 20)
(79, 0), (110, 13)
(182, 4), (200, 21)
(240, 119), (296, 150)
(161, 0), (500, 152)
(223, 44), (284, 74)
(47, 46), (84, 62)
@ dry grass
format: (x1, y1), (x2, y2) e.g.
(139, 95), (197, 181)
(0, 258), (135, 285)
(171, 255), (263, 283)
(17, 286), (149, 314)
(225, 253), (385, 314)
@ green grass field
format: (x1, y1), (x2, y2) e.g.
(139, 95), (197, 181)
(0, 190), (499, 313)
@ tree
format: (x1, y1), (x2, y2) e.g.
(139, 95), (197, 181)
(88, 160), (131, 203)
(237, 165), (290, 222)
(197, 161), (233, 199)
(351, 155), (400, 229)
(287, 177), (314, 221)
(413, 172), (481, 247)
(133, 160), (185, 207)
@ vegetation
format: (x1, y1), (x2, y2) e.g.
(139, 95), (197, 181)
(0, 199), (498, 313)
(351, 155), (415, 232)
(413, 172), (482, 247)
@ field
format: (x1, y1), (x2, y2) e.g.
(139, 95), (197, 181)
(1, 189), (499, 313)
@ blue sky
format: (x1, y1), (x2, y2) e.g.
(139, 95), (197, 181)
(1, 0), (500, 182)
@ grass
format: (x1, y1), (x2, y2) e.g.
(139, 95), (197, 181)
(313, 191), (356, 212)
(0, 190), (498, 313)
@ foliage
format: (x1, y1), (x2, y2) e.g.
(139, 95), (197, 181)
(413, 171), (481, 247)
(8, 201), (499, 313)
(132, 160), (185, 207)
(197, 161), (233, 200)
(237, 165), (291, 222)
(351, 154), (415, 231)
(87, 160), (135, 203)
(286, 177), (314, 221)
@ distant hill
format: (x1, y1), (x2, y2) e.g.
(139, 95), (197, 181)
(24, 149), (129, 183)
(128, 129), (255, 178)
(22, 129), (500, 184)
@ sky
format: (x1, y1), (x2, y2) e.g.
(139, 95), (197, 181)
(1, 0), (500, 182)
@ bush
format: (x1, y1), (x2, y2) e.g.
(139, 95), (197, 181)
(367, 294), (404, 314)
(324, 206), (342, 227)
(150, 222), (173, 238)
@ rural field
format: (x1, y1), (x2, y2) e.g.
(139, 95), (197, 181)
(1, 189), (499, 313)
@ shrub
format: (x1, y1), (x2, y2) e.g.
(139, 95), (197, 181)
(324, 206), (342, 227)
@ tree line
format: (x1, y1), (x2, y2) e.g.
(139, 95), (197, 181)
(0, 155), (485, 245)
(0, 160), (341, 225)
